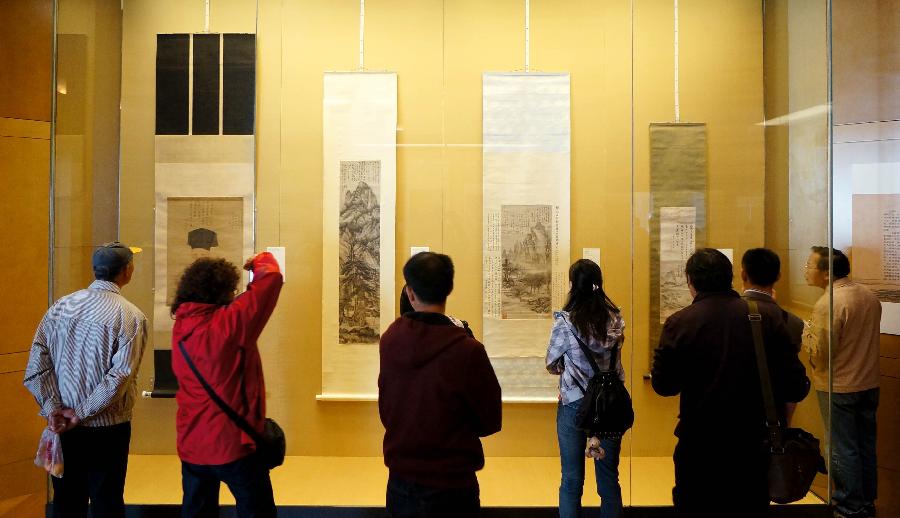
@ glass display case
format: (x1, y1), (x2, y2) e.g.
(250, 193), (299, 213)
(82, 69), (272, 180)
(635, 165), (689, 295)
(50, 0), (865, 512)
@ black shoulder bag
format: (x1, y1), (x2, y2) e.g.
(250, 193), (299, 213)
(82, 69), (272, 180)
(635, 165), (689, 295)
(568, 325), (634, 439)
(178, 339), (286, 470)
(745, 298), (825, 504)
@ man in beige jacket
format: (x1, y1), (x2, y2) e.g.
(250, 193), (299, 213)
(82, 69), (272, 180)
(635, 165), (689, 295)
(803, 246), (882, 518)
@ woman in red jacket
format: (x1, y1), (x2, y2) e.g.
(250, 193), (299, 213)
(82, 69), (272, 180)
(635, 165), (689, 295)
(171, 252), (283, 518)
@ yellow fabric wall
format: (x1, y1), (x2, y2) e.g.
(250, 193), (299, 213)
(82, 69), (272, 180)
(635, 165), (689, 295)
(121, 0), (766, 458)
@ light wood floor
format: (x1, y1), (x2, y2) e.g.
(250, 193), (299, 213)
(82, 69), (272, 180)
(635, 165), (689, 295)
(124, 455), (824, 507)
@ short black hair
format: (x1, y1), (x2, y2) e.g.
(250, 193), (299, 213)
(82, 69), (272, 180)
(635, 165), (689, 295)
(95, 261), (130, 281)
(742, 248), (781, 287)
(402, 252), (454, 305)
(811, 246), (850, 279)
(685, 248), (733, 292)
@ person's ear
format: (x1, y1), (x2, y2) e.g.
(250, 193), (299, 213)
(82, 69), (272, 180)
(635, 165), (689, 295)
(740, 269), (749, 283)
(775, 272), (781, 283)
(405, 285), (416, 304)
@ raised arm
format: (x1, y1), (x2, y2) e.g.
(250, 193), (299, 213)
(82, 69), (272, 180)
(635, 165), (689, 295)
(218, 252), (284, 348)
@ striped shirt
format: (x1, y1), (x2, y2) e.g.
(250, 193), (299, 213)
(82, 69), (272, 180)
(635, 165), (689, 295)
(24, 280), (148, 427)
(545, 310), (626, 405)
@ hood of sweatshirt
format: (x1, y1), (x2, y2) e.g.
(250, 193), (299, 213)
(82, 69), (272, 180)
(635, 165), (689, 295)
(380, 311), (472, 369)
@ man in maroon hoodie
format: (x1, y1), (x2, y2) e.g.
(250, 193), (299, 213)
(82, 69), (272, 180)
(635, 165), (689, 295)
(379, 252), (502, 518)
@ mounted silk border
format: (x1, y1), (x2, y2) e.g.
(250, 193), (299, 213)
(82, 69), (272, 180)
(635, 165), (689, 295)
(648, 123), (708, 369)
(483, 73), (571, 400)
(152, 34), (256, 387)
(321, 73), (397, 399)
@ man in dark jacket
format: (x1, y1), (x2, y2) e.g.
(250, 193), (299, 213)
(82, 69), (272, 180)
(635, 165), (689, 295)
(652, 248), (810, 518)
(379, 252), (502, 518)
(741, 247), (804, 352)
(741, 247), (805, 426)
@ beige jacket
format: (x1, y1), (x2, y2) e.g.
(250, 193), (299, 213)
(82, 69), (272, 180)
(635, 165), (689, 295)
(803, 277), (882, 392)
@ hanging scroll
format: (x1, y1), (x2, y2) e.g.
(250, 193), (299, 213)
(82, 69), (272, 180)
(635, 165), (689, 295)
(320, 73), (397, 399)
(483, 73), (571, 400)
(649, 123), (708, 369)
(149, 34), (256, 397)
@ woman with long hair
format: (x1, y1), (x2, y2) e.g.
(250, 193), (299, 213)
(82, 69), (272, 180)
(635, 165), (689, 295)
(546, 259), (625, 518)
(171, 253), (283, 518)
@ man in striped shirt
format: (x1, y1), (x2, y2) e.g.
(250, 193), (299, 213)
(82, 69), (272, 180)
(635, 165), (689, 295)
(25, 241), (148, 518)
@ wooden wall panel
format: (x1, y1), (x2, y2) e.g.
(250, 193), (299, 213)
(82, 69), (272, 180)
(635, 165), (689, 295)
(0, 459), (46, 517)
(0, 133), (51, 355)
(0, 372), (45, 468)
(878, 337), (900, 517)
(0, 0), (53, 121)
(0, 1), (53, 511)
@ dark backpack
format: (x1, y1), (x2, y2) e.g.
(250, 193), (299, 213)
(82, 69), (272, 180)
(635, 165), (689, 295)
(568, 324), (634, 439)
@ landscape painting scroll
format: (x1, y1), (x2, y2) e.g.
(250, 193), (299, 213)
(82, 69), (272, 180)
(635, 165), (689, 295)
(339, 160), (382, 345)
(321, 73), (397, 398)
(483, 73), (571, 400)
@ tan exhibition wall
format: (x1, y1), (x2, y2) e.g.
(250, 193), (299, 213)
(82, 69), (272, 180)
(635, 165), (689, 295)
(0, 0), (53, 514)
(120, 0), (772, 458)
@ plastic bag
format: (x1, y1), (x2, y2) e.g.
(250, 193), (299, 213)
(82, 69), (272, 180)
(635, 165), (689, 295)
(34, 428), (64, 478)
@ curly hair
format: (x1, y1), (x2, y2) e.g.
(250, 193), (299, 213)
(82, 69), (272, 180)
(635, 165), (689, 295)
(170, 257), (241, 316)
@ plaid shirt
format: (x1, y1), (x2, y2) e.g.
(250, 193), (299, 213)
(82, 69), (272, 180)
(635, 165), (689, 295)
(545, 310), (625, 405)
(24, 280), (148, 427)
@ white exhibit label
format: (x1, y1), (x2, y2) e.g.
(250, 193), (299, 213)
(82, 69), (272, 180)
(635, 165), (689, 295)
(582, 248), (601, 264)
(267, 246), (286, 283)
(410, 246), (430, 256)
(717, 248), (734, 264)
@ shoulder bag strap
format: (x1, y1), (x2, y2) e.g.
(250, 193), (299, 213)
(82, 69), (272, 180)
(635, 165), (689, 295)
(177, 338), (263, 444)
(744, 297), (783, 448)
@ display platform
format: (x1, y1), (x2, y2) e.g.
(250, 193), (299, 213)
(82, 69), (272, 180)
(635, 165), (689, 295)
(115, 455), (825, 516)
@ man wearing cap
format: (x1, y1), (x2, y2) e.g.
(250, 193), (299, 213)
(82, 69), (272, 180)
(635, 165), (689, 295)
(25, 242), (148, 518)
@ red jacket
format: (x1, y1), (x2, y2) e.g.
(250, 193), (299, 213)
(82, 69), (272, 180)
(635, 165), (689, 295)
(379, 312), (502, 488)
(172, 253), (283, 465)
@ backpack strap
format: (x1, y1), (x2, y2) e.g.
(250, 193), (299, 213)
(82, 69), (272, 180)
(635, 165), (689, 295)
(565, 316), (617, 375)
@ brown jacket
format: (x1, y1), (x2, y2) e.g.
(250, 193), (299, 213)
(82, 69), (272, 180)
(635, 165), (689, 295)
(804, 278), (882, 393)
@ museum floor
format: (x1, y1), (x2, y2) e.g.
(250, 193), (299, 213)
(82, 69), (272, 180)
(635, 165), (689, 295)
(123, 455), (824, 508)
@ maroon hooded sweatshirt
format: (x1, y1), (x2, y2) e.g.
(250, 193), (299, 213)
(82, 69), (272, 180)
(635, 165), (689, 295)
(378, 312), (502, 488)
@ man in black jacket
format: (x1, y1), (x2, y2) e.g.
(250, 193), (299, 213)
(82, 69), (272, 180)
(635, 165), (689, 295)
(379, 252), (502, 518)
(741, 247), (804, 352)
(652, 248), (810, 517)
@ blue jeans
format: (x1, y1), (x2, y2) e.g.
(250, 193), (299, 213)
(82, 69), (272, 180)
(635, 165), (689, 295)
(818, 389), (879, 517)
(557, 401), (623, 518)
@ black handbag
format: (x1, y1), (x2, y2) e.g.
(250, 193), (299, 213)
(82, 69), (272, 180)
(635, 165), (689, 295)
(178, 339), (286, 470)
(568, 324), (634, 439)
(745, 298), (826, 504)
